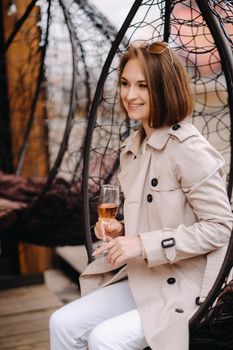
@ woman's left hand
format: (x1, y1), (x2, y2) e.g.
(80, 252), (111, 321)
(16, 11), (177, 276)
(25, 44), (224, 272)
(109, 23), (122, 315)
(92, 236), (142, 268)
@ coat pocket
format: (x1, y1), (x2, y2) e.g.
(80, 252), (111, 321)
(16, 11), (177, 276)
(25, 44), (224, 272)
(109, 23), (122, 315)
(149, 173), (181, 192)
(149, 157), (181, 192)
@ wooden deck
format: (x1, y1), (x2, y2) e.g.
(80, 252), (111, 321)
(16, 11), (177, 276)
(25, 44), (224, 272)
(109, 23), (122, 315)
(0, 284), (63, 350)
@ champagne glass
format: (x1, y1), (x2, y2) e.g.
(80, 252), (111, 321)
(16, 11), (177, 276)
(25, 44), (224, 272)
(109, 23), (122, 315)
(97, 184), (120, 242)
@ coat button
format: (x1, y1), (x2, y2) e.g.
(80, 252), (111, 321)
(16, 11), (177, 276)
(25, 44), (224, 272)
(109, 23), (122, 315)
(172, 123), (181, 131)
(147, 194), (153, 202)
(175, 308), (184, 313)
(195, 296), (203, 306)
(151, 178), (158, 187)
(167, 277), (176, 285)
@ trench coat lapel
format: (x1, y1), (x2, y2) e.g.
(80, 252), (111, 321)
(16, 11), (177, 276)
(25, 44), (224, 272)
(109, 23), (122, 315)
(125, 151), (151, 203)
(118, 151), (152, 236)
(118, 126), (171, 201)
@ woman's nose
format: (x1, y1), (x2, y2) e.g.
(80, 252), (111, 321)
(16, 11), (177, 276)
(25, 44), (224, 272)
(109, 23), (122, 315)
(126, 86), (137, 100)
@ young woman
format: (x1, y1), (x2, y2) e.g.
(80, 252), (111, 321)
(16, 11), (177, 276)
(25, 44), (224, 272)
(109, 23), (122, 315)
(50, 41), (233, 350)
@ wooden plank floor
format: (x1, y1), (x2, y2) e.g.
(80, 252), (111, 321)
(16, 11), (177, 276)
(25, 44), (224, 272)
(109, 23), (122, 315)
(0, 284), (63, 350)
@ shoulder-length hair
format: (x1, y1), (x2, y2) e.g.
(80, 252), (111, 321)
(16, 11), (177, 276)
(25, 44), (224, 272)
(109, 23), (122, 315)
(118, 41), (194, 129)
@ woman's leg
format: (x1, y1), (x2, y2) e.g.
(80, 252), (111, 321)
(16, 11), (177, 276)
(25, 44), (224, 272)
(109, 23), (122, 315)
(49, 280), (141, 350)
(88, 309), (148, 350)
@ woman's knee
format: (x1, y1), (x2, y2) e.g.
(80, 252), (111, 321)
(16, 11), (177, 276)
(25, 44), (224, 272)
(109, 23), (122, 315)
(50, 306), (77, 334)
(49, 308), (64, 334)
(88, 324), (105, 349)
(88, 323), (116, 350)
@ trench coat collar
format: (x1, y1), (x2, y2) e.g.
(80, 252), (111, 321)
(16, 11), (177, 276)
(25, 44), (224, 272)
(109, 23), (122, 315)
(121, 125), (171, 156)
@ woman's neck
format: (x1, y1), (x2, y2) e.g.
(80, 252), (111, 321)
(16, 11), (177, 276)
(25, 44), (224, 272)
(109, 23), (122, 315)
(142, 121), (154, 140)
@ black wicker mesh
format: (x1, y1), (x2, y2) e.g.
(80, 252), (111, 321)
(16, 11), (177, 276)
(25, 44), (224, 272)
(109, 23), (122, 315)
(190, 279), (233, 350)
(0, 0), (128, 246)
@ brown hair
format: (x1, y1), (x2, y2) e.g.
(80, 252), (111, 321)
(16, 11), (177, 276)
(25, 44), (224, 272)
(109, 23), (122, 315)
(118, 41), (194, 129)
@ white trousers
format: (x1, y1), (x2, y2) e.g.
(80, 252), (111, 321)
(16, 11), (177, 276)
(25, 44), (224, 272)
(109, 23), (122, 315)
(49, 280), (148, 349)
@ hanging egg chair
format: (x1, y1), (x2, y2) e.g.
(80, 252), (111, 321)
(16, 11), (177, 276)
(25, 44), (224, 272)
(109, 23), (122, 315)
(81, 1), (233, 348)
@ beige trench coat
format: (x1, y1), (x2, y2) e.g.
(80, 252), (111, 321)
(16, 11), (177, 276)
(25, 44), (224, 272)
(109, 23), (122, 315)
(80, 121), (233, 350)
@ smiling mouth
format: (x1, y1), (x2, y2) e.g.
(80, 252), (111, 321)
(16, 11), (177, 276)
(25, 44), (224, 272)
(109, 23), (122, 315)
(128, 103), (144, 109)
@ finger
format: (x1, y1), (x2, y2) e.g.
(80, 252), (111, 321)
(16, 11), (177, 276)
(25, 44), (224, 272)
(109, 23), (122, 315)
(96, 217), (105, 235)
(94, 226), (101, 240)
(105, 235), (114, 242)
(92, 243), (108, 256)
(108, 221), (120, 230)
(107, 243), (118, 256)
(107, 241), (122, 263)
(92, 239), (114, 256)
(111, 255), (126, 268)
(105, 221), (120, 235)
(93, 237), (116, 256)
(94, 226), (104, 240)
(107, 250), (121, 265)
(94, 220), (106, 240)
(113, 258), (126, 268)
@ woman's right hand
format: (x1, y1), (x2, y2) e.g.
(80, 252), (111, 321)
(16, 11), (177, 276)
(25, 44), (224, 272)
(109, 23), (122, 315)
(94, 218), (124, 241)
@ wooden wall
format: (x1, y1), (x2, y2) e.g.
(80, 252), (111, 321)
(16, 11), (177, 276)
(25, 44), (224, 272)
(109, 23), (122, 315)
(1, 0), (53, 276)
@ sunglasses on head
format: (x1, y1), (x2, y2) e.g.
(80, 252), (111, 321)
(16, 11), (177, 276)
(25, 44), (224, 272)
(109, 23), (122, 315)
(127, 40), (174, 63)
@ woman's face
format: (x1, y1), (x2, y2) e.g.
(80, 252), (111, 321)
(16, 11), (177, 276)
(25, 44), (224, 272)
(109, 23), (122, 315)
(120, 58), (150, 126)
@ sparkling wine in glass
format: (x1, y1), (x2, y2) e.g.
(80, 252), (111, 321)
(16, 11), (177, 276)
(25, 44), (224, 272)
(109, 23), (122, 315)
(97, 184), (119, 242)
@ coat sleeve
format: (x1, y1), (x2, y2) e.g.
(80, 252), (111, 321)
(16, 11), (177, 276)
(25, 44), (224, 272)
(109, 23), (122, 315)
(139, 134), (233, 268)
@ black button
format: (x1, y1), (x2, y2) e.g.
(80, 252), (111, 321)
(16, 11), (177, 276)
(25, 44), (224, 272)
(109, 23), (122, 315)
(175, 308), (184, 313)
(147, 194), (153, 202)
(151, 178), (158, 187)
(172, 124), (181, 131)
(195, 297), (203, 306)
(167, 277), (176, 285)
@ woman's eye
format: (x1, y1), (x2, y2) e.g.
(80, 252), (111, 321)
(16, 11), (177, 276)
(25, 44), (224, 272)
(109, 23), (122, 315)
(120, 81), (128, 87)
(139, 83), (147, 88)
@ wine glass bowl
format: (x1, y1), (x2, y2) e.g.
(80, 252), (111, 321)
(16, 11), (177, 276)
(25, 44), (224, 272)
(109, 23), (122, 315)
(97, 184), (120, 240)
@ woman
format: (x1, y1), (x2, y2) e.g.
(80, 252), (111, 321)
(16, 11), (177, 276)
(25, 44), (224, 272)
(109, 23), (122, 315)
(50, 41), (233, 350)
